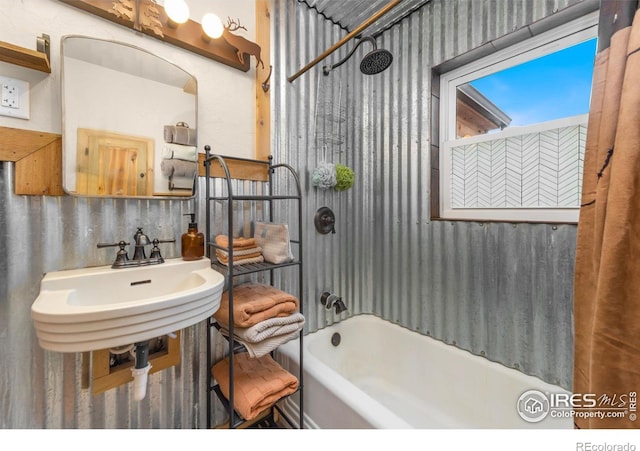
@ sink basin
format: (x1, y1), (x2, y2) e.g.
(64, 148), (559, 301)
(31, 258), (225, 353)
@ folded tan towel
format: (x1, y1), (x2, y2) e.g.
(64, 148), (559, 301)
(216, 254), (265, 267)
(214, 282), (299, 328)
(164, 122), (196, 146)
(215, 246), (262, 258)
(160, 159), (197, 177)
(212, 352), (298, 420)
(215, 235), (257, 250)
(215, 246), (264, 266)
(215, 249), (263, 263)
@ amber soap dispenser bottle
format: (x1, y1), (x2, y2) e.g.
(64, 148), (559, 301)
(181, 213), (204, 260)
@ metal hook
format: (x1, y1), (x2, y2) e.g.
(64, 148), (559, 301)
(262, 65), (273, 92)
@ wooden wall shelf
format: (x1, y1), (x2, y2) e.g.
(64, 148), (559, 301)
(0, 40), (51, 73)
(198, 153), (269, 181)
(0, 126), (64, 195)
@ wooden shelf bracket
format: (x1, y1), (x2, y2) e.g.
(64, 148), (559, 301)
(0, 34), (51, 73)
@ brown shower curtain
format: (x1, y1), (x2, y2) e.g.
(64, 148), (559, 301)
(573, 0), (640, 429)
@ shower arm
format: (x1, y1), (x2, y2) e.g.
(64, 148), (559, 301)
(323, 37), (376, 75)
(287, 0), (401, 83)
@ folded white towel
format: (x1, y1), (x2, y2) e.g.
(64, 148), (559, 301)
(220, 313), (304, 358)
(161, 143), (198, 162)
(235, 330), (301, 358)
(230, 313), (305, 343)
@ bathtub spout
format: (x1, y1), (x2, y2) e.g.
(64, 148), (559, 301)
(321, 292), (347, 314)
(333, 298), (347, 314)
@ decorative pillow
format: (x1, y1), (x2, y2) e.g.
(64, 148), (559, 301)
(254, 222), (294, 264)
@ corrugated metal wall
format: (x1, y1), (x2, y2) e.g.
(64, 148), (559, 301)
(0, 161), (262, 428)
(273, 0), (595, 390)
(0, 0), (596, 429)
(0, 161), (211, 428)
(272, 1), (375, 334)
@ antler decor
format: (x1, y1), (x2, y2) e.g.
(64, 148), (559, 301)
(59, 0), (253, 72)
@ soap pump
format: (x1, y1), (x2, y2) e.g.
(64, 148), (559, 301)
(181, 213), (204, 260)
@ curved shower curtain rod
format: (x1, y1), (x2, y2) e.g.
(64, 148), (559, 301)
(287, 0), (401, 83)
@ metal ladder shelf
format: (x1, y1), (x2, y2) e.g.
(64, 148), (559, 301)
(203, 148), (304, 429)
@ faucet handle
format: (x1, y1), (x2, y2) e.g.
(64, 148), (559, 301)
(97, 240), (130, 248)
(155, 238), (176, 244)
(149, 238), (176, 260)
(97, 240), (130, 265)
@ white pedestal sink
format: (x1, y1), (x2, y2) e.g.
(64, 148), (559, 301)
(31, 258), (225, 353)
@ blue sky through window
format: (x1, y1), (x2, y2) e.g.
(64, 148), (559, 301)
(470, 38), (597, 127)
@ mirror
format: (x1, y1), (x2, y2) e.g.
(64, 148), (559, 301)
(61, 35), (198, 198)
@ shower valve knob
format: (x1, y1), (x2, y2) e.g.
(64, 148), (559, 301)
(314, 207), (336, 234)
(320, 214), (335, 230)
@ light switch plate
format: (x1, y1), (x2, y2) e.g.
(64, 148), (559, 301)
(0, 76), (30, 119)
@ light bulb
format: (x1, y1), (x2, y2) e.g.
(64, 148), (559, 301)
(165, 0), (189, 25)
(202, 13), (223, 39)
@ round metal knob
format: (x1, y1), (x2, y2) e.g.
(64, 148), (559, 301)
(314, 207), (336, 234)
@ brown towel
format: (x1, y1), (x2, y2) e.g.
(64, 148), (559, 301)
(213, 282), (299, 328)
(215, 235), (257, 250)
(212, 352), (298, 420)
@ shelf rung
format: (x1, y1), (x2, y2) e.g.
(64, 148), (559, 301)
(209, 258), (301, 277)
(207, 194), (300, 201)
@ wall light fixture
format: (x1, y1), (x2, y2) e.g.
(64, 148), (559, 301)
(202, 13), (224, 40)
(164, 0), (190, 26)
(60, 0), (256, 72)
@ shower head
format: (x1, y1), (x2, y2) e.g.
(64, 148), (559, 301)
(360, 48), (393, 75)
(323, 36), (393, 76)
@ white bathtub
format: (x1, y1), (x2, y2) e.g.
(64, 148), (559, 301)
(275, 314), (573, 429)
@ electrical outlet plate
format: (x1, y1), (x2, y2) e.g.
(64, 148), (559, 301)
(0, 76), (30, 120)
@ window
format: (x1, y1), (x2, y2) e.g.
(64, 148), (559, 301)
(437, 12), (598, 223)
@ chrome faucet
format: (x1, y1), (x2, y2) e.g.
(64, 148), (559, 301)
(97, 227), (175, 269)
(320, 291), (348, 314)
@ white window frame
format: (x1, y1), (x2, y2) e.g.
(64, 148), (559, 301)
(439, 11), (598, 223)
